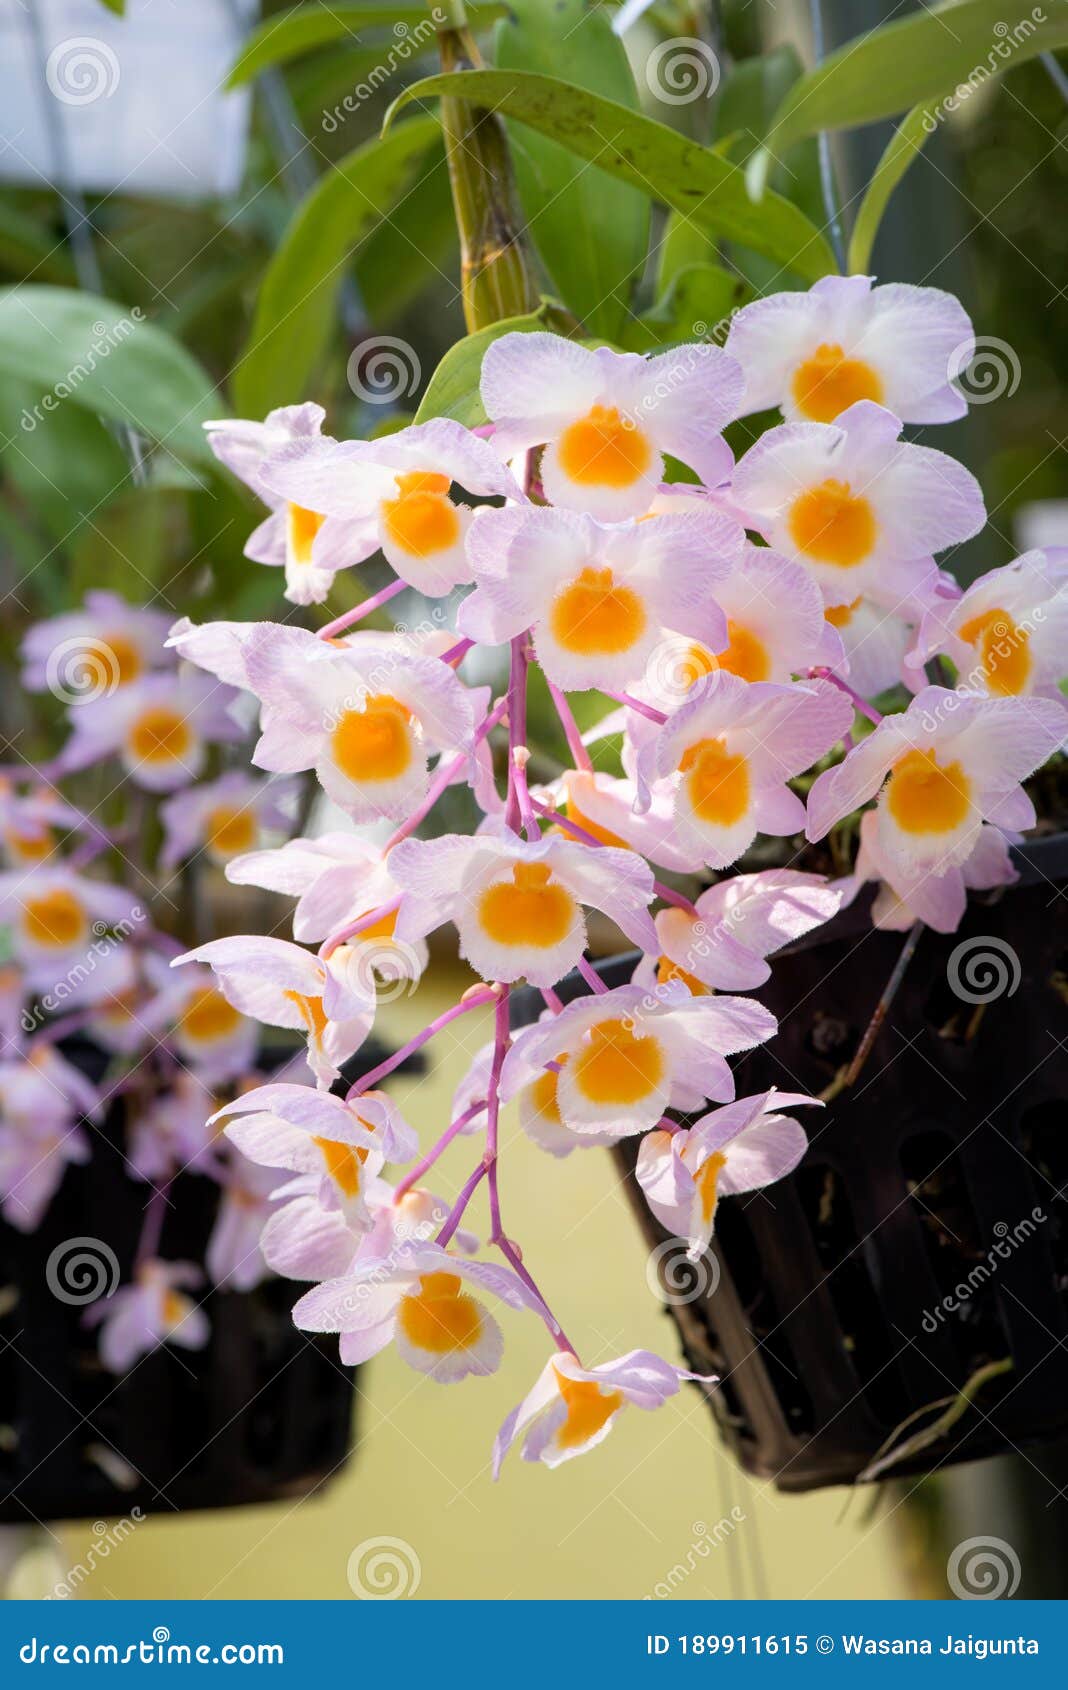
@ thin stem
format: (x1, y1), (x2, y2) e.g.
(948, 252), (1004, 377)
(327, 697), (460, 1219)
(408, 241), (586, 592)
(602, 689), (667, 726)
(435, 1159), (490, 1248)
(528, 798), (696, 915)
(540, 986), (564, 1013)
(809, 0), (847, 274)
(320, 894), (402, 961)
(382, 696), (508, 854)
(135, 1182), (171, 1272)
(546, 678), (592, 772)
(441, 636), (475, 667)
(347, 986), (498, 1096)
(504, 636), (537, 838)
(843, 919), (923, 1087)
(576, 954), (609, 996)
(318, 579), (406, 640)
(809, 666), (883, 728)
(394, 1098), (485, 1201)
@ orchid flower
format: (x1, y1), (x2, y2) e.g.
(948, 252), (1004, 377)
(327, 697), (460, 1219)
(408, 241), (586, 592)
(159, 770), (299, 870)
(479, 333), (745, 517)
(730, 401), (985, 607)
(260, 416), (523, 597)
(86, 1260), (209, 1374)
(636, 1090), (818, 1259)
(0, 1046), (99, 1230)
(493, 1349), (714, 1472)
(726, 276), (974, 424)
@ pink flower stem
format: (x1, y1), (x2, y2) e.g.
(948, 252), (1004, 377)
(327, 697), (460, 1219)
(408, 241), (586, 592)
(546, 678), (592, 772)
(382, 696), (509, 855)
(434, 1160), (490, 1248)
(602, 689), (668, 726)
(480, 988), (577, 1354)
(33, 1010), (93, 1047)
(135, 1180), (171, 1272)
(441, 636), (475, 667)
(809, 667), (883, 728)
(504, 635), (538, 840)
(318, 578), (406, 640)
(576, 954), (609, 996)
(346, 987), (499, 1097)
(394, 1099), (485, 1202)
(528, 798), (696, 914)
(540, 986), (564, 1013)
(320, 894), (402, 961)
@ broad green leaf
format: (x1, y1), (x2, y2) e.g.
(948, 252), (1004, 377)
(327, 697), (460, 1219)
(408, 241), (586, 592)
(0, 373), (130, 548)
(385, 70), (835, 280)
(97, 0), (125, 13)
(228, 2), (506, 86)
(415, 303), (566, 427)
(495, 0), (649, 341)
(354, 141), (456, 324)
(655, 212), (718, 296)
(0, 204), (76, 285)
(234, 116), (440, 417)
(757, 0), (1068, 164)
(847, 103), (934, 274)
(621, 264), (752, 352)
(0, 288), (219, 463)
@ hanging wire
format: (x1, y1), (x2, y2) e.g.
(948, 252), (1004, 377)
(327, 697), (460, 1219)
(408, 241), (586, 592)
(25, 5), (149, 483)
(808, 0), (847, 274)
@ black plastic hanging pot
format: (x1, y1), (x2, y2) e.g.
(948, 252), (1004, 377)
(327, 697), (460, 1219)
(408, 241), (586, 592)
(513, 833), (1068, 1493)
(0, 1034), (423, 1524)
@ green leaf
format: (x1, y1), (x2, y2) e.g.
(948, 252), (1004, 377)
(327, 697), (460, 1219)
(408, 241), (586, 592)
(655, 212), (718, 296)
(0, 373), (129, 545)
(0, 288), (219, 463)
(847, 103), (934, 274)
(494, 0), (649, 340)
(97, 0), (125, 13)
(384, 69), (835, 280)
(234, 116), (440, 417)
(0, 203), (77, 285)
(227, 1), (506, 86)
(621, 264), (752, 353)
(759, 0), (1068, 160)
(415, 304), (564, 428)
(354, 141), (456, 325)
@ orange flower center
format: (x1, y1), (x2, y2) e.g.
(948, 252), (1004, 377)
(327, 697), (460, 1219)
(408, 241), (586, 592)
(313, 1134), (370, 1198)
(286, 503), (326, 566)
(787, 478), (876, 568)
(331, 696), (413, 784)
(89, 632), (143, 687)
(957, 606), (1032, 696)
(396, 1271), (484, 1355)
(554, 1366), (624, 1450)
(23, 888), (86, 949)
(382, 471), (460, 558)
(572, 1019), (665, 1106)
(825, 596), (862, 629)
(549, 567), (647, 656)
(694, 1149), (729, 1224)
(679, 737), (750, 827)
(179, 986), (242, 1043)
(556, 405), (652, 489)
(886, 749), (972, 836)
(656, 954), (709, 996)
(791, 343), (884, 423)
(478, 863), (576, 949)
(713, 620), (770, 683)
(205, 805), (258, 857)
(126, 706), (193, 766)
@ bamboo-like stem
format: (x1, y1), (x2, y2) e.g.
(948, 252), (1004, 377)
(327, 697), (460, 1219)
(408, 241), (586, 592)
(432, 6), (540, 332)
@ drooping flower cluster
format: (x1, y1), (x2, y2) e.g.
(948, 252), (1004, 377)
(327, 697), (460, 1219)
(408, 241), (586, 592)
(5, 279), (1065, 1471)
(0, 593), (308, 1372)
